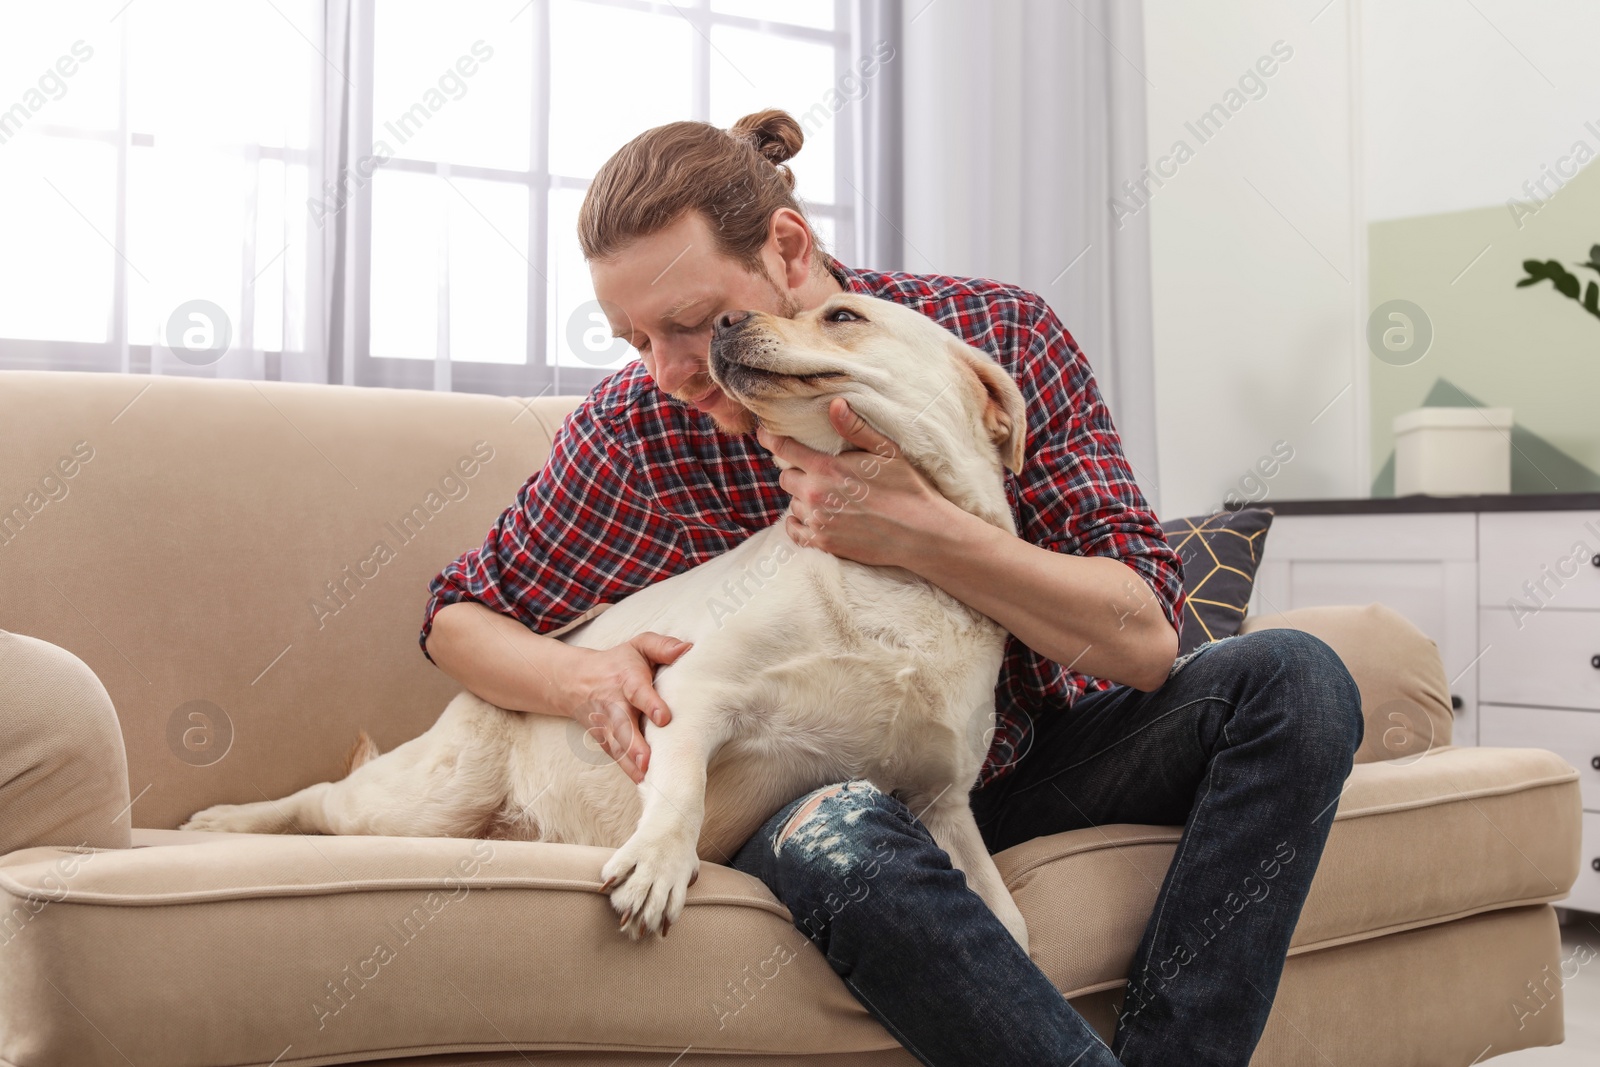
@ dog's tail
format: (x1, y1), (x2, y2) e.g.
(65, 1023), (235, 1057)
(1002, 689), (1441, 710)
(342, 730), (381, 777)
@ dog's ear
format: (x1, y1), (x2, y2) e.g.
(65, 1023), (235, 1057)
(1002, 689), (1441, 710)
(953, 342), (1027, 474)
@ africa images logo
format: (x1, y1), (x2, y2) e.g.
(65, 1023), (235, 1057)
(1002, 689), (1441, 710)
(164, 300), (233, 366)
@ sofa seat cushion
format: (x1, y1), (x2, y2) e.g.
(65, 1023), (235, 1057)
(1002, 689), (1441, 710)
(0, 833), (898, 1067)
(995, 743), (1581, 998)
(0, 745), (1580, 1067)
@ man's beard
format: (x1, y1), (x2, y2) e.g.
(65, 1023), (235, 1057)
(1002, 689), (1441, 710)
(680, 282), (801, 436)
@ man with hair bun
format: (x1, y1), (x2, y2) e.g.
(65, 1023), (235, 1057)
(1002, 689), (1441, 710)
(421, 108), (1362, 1067)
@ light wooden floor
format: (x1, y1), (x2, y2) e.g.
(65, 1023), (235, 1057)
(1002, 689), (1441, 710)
(1488, 910), (1600, 1064)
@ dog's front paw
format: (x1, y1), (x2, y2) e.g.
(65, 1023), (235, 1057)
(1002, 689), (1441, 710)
(180, 805), (235, 833)
(600, 830), (700, 940)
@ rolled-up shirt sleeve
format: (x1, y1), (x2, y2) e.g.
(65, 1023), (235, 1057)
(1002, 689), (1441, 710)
(1010, 304), (1187, 647)
(418, 399), (687, 664)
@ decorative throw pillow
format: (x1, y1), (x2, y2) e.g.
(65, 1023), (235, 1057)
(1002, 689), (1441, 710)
(1158, 508), (1274, 656)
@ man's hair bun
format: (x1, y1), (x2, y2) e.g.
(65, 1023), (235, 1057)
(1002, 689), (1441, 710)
(730, 108), (804, 171)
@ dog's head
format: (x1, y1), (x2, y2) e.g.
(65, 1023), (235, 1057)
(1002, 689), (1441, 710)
(708, 293), (1027, 520)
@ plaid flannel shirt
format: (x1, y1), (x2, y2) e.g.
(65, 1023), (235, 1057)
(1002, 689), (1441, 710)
(420, 258), (1186, 789)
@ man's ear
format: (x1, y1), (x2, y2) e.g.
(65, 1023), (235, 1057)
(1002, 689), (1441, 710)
(769, 208), (814, 291)
(953, 342), (1027, 474)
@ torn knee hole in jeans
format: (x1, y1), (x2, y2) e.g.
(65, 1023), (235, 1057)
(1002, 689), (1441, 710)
(773, 780), (882, 868)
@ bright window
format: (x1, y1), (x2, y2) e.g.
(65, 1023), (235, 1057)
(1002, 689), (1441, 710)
(0, 1), (319, 365)
(0, 0), (862, 397)
(358, 0), (858, 395)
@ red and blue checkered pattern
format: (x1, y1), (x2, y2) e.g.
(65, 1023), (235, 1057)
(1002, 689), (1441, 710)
(420, 258), (1186, 788)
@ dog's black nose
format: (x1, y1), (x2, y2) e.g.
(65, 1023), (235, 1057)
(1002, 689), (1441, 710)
(714, 309), (750, 333)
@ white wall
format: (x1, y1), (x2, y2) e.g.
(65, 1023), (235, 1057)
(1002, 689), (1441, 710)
(898, 1), (1599, 517)
(1143, 0), (1600, 517)
(1363, 0), (1600, 221)
(1141, 0), (1366, 517)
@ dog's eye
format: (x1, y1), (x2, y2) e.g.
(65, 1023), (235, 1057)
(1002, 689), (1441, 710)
(826, 307), (862, 323)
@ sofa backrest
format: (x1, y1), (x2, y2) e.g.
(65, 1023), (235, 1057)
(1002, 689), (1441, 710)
(1, 371), (584, 828)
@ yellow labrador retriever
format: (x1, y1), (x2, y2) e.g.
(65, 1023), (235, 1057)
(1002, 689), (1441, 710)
(183, 292), (1031, 949)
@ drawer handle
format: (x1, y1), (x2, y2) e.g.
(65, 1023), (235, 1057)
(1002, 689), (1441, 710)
(1593, 553), (1600, 568)
(1594, 858), (1600, 873)
(1594, 756), (1600, 771)
(1450, 694), (1463, 712)
(1593, 654), (1600, 670)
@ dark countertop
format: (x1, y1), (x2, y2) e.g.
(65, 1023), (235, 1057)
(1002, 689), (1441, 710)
(1224, 492), (1600, 515)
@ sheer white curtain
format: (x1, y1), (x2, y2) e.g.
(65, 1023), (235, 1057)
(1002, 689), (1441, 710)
(900, 0), (1161, 513)
(846, 0), (904, 272)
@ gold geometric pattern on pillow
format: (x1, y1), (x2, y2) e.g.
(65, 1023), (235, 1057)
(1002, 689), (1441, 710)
(1158, 508), (1274, 655)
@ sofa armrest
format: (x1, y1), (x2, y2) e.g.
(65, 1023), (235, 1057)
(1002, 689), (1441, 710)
(0, 630), (133, 853)
(1238, 602), (1453, 764)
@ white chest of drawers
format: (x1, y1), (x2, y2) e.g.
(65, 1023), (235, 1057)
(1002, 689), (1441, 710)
(1243, 496), (1600, 911)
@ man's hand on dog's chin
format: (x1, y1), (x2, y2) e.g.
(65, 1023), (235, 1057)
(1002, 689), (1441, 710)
(757, 397), (951, 569)
(566, 633), (693, 785)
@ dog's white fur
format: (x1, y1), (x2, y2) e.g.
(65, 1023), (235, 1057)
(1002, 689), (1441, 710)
(182, 293), (1032, 950)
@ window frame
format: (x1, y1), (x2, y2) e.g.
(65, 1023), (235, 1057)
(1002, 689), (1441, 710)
(351, 0), (858, 397)
(0, 1), (860, 392)
(0, 6), (318, 381)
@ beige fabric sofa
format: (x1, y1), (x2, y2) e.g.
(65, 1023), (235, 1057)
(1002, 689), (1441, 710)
(0, 369), (1584, 1067)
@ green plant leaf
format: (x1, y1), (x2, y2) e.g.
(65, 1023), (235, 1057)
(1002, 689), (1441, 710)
(1514, 248), (1600, 326)
(1529, 259), (1581, 298)
(1554, 266), (1580, 299)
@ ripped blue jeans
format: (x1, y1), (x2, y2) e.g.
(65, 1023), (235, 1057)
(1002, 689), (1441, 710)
(728, 627), (1363, 1067)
